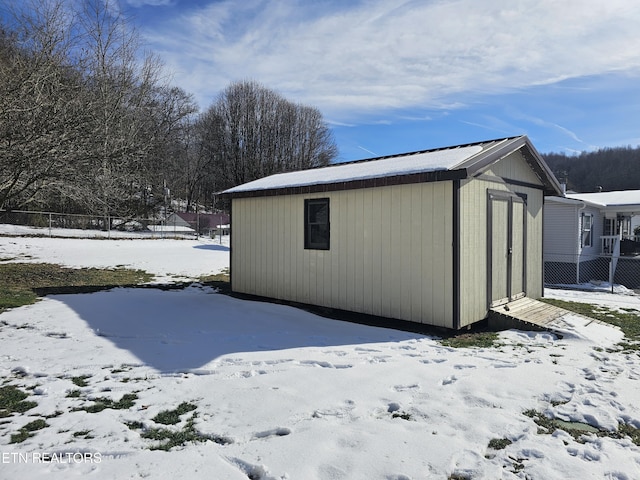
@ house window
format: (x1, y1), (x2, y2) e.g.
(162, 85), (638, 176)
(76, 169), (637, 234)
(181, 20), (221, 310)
(581, 213), (593, 248)
(304, 198), (330, 250)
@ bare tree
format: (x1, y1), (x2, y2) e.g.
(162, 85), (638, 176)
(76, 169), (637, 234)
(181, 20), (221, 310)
(202, 80), (337, 191)
(0, 0), (183, 217)
(73, 0), (159, 218)
(1, 5), (335, 218)
(0, 0), (88, 210)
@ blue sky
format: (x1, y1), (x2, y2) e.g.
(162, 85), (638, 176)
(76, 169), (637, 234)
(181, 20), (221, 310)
(94, 1), (640, 161)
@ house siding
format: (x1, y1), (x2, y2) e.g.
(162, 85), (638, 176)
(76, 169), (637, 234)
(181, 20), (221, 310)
(544, 202), (579, 262)
(579, 206), (603, 258)
(231, 181), (454, 328)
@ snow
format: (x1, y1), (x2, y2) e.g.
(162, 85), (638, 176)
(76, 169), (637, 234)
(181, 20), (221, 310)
(1, 233), (640, 479)
(0, 228), (229, 283)
(565, 189), (640, 208)
(223, 145), (483, 193)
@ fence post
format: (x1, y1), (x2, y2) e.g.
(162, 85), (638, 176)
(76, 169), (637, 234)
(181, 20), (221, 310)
(48, 213), (52, 237)
(609, 261), (613, 293)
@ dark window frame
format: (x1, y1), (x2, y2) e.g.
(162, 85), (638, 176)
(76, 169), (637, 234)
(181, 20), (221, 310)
(304, 198), (330, 250)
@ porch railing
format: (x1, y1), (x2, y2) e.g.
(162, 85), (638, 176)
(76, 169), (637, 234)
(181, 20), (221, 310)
(601, 235), (619, 255)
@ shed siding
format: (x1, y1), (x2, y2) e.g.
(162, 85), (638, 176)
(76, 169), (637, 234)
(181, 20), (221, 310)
(231, 182), (454, 327)
(485, 150), (542, 185)
(457, 151), (545, 328)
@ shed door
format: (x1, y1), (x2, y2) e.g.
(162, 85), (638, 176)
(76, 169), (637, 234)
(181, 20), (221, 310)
(488, 191), (526, 307)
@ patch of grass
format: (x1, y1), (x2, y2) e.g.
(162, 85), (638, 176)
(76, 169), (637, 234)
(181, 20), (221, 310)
(541, 298), (640, 350)
(23, 419), (48, 431)
(10, 418), (48, 444)
(488, 438), (512, 450)
(110, 366), (131, 374)
(0, 286), (38, 312)
(141, 413), (231, 451)
(0, 263), (153, 313)
(391, 411), (412, 421)
(152, 402), (198, 425)
(198, 271), (230, 293)
(75, 393), (138, 413)
(0, 386), (38, 416)
(10, 430), (31, 444)
(71, 375), (91, 387)
(616, 422), (640, 445)
(73, 430), (94, 439)
(524, 408), (640, 445)
(66, 389), (82, 398)
(125, 420), (144, 430)
(440, 331), (499, 349)
(524, 408), (557, 435)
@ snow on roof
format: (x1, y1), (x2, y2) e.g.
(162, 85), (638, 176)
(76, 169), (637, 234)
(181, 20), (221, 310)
(565, 189), (640, 207)
(223, 144), (484, 193)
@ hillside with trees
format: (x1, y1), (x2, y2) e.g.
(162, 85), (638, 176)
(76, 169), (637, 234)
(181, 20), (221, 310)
(542, 146), (640, 193)
(0, 0), (336, 218)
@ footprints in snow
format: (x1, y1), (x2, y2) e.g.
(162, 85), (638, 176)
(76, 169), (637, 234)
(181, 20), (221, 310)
(253, 427), (292, 440)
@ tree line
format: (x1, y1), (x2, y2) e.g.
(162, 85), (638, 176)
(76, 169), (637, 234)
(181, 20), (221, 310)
(0, 0), (337, 219)
(543, 146), (640, 193)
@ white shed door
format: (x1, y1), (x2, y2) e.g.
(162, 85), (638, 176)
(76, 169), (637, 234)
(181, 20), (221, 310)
(488, 191), (526, 307)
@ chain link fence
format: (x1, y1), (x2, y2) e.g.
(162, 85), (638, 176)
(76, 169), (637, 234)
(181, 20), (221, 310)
(545, 251), (640, 291)
(0, 209), (200, 239)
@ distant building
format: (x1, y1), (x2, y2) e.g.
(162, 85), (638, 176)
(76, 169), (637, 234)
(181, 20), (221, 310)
(166, 212), (230, 237)
(544, 189), (640, 287)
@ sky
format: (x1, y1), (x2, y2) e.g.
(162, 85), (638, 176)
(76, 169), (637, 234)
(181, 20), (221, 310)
(16, 0), (640, 161)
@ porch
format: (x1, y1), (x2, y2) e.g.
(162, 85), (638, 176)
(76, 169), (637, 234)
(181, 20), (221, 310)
(601, 235), (640, 256)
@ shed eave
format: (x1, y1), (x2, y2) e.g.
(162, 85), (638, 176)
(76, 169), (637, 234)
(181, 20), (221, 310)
(462, 135), (562, 196)
(219, 168), (468, 199)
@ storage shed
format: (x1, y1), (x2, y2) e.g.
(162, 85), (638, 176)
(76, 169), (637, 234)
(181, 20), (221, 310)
(221, 135), (562, 329)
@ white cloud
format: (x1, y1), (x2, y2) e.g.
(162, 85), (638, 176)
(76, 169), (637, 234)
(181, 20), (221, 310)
(140, 0), (640, 118)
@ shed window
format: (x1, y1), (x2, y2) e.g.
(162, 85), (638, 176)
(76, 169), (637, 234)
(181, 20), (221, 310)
(581, 213), (593, 248)
(304, 198), (330, 250)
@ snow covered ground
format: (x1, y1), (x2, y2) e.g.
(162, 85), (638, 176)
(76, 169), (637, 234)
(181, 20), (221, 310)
(1, 231), (640, 479)
(0, 226), (229, 283)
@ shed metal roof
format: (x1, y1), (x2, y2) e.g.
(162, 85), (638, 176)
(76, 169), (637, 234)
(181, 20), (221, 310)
(221, 135), (562, 198)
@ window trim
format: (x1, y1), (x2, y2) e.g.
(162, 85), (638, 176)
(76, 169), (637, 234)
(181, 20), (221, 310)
(581, 213), (593, 248)
(304, 198), (330, 250)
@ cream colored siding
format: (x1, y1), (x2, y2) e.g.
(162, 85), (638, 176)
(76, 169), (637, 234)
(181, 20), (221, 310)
(229, 138), (556, 329)
(231, 182), (453, 327)
(458, 177), (489, 326)
(485, 151), (541, 184)
(524, 187), (544, 300)
(457, 151), (545, 328)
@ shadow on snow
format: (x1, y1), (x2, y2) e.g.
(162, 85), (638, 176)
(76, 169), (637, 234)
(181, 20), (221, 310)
(192, 244), (229, 252)
(53, 287), (422, 372)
